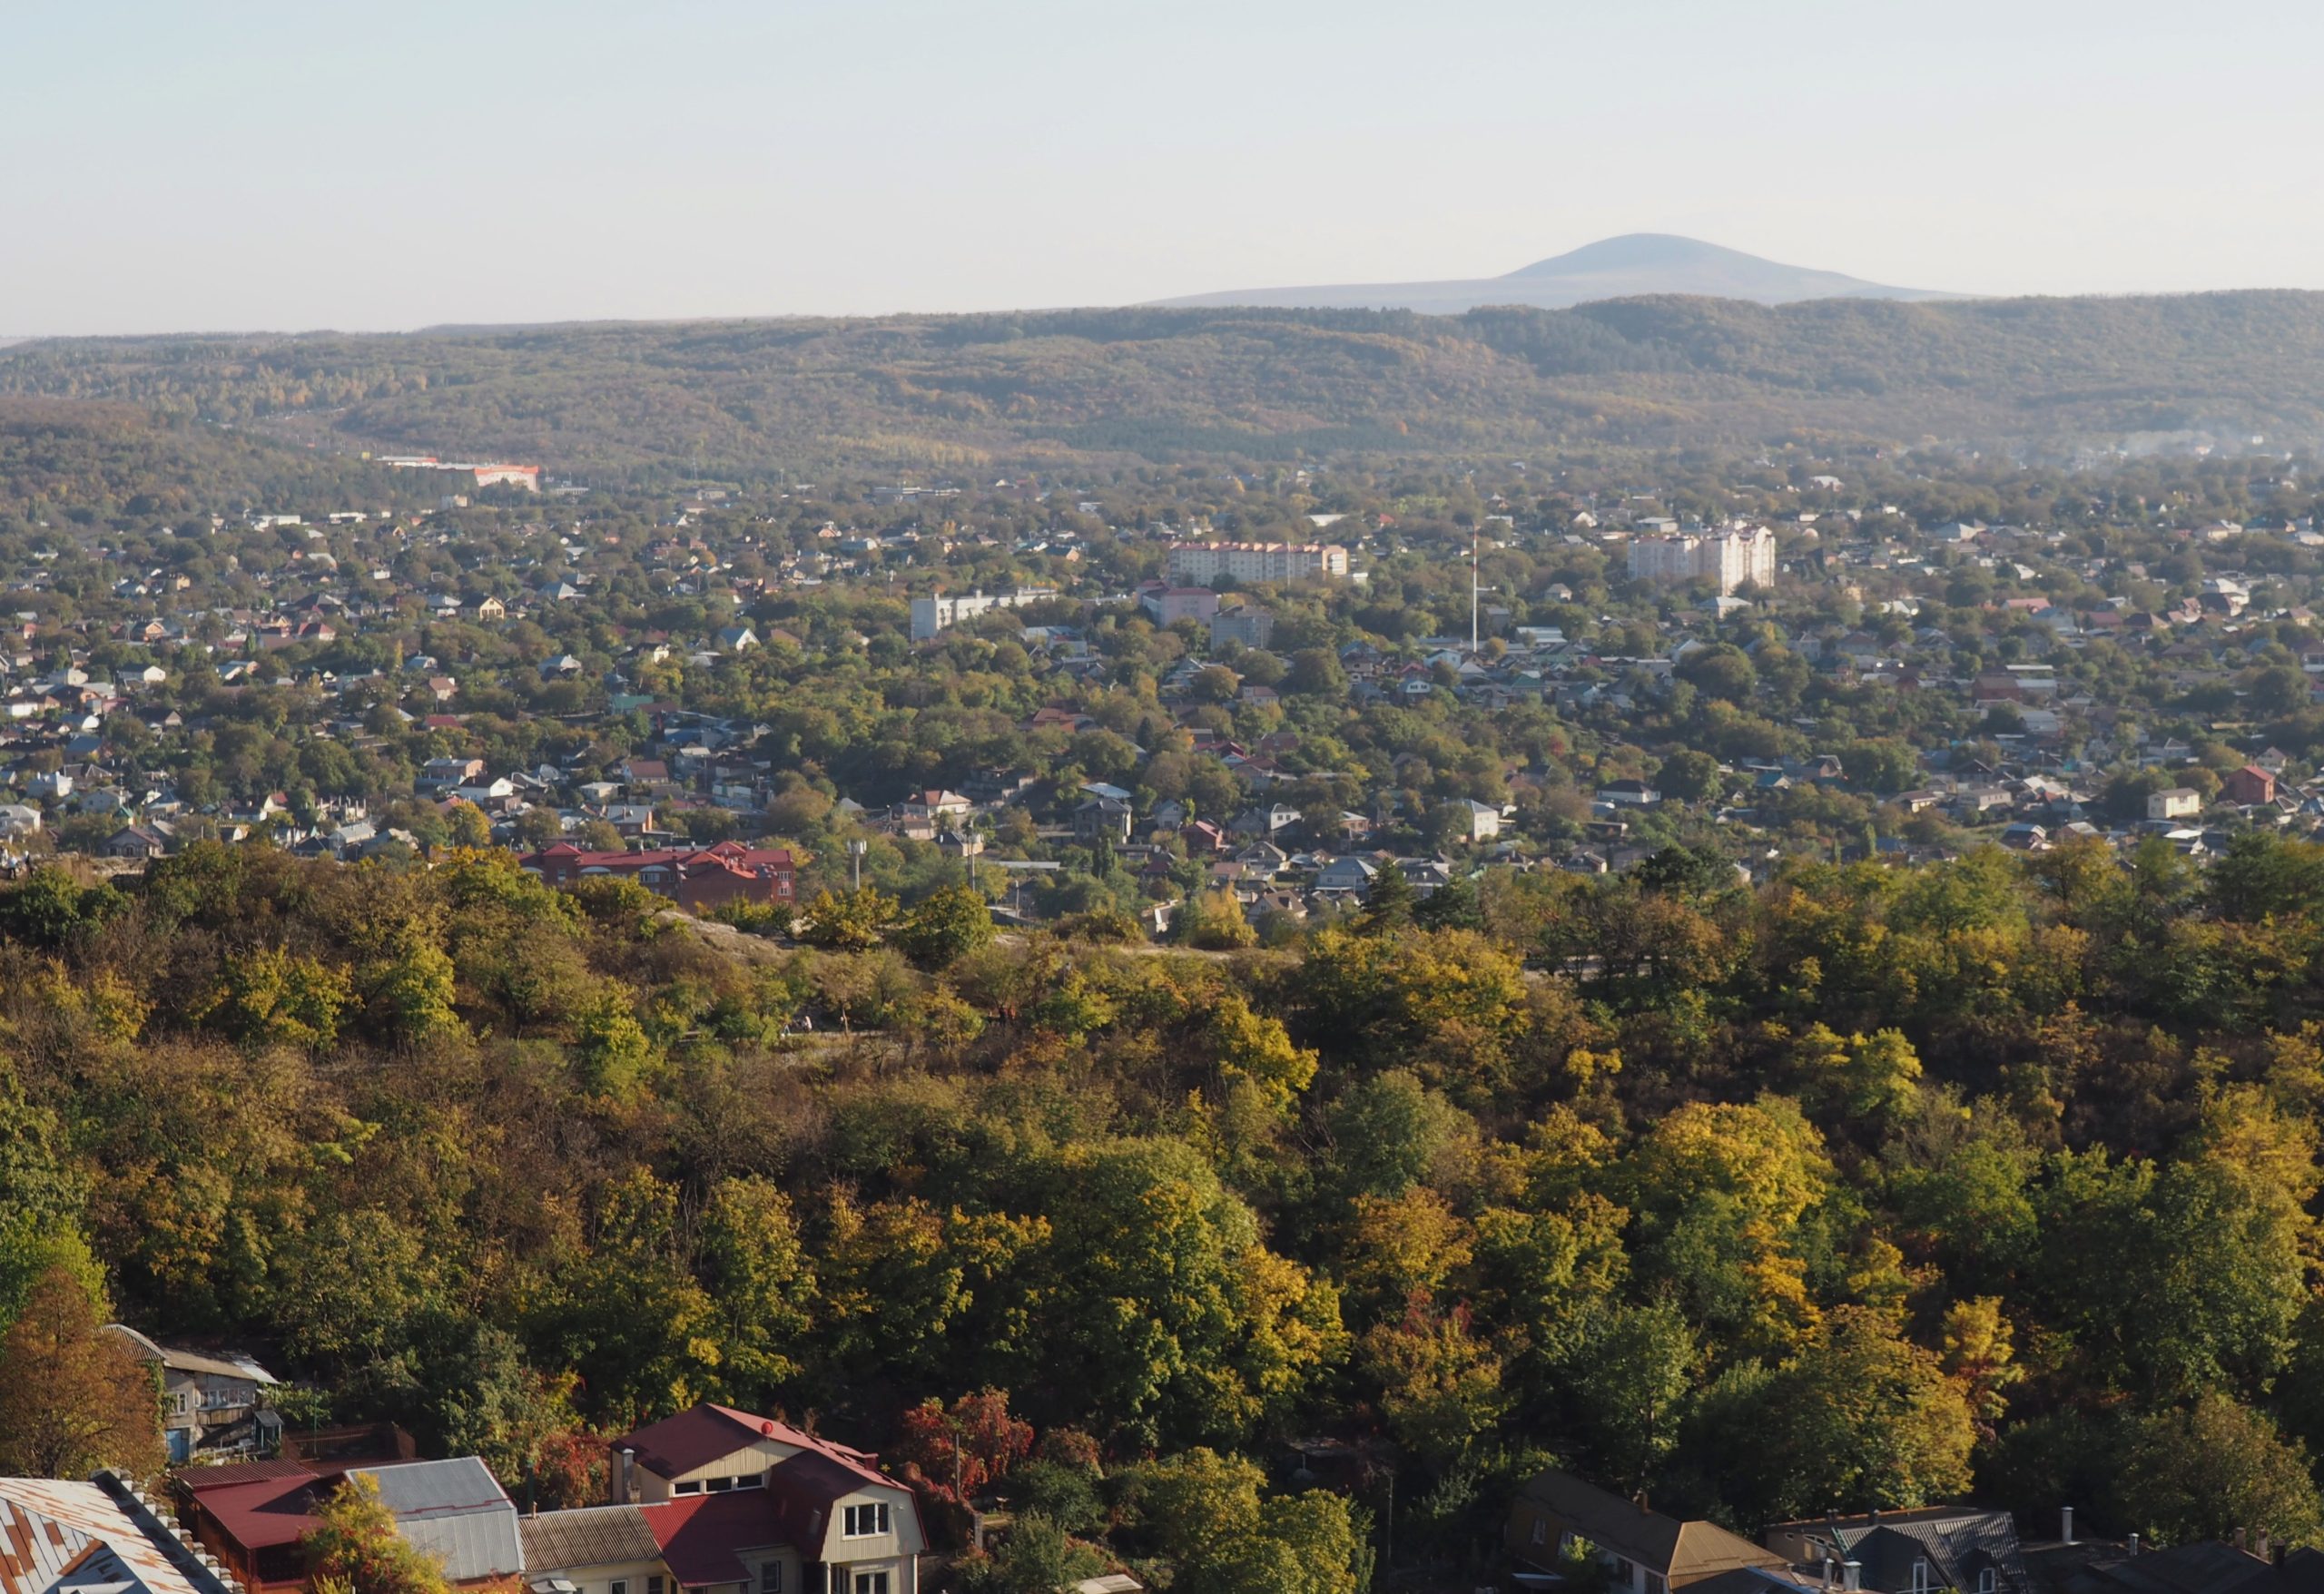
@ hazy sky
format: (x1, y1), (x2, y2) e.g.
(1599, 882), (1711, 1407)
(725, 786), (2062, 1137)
(7, 0), (2324, 336)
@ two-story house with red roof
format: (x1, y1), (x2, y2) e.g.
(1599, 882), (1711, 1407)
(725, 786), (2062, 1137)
(538, 1404), (922, 1594)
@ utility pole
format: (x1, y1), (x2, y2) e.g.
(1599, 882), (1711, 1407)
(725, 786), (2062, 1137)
(848, 838), (867, 891)
(1470, 532), (1480, 654)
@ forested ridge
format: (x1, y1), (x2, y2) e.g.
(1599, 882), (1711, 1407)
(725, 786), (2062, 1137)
(7, 291), (2324, 478)
(7, 832), (2324, 1552)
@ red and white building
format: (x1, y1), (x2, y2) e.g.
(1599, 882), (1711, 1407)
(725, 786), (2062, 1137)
(520, 841), (796, 913)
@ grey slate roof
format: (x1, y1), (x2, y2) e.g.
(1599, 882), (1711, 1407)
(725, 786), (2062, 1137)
(520, 1506), (664, 1574)
(1794, 1511), (2031, 1594)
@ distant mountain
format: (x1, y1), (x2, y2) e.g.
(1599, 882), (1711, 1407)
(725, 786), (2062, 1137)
(1150, 233), (1955, 313)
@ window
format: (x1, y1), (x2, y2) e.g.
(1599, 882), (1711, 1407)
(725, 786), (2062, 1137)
(612, 1580), (629, 1594)
(1912, 1562), (1932, 1594)
(842, 1504), (891, 1538)
(733, 1474), (763, 1491)
(675, 1481), (701, 1496)
(1648, 1576), (1667, 1594)
(759, 1563), (782, 1594)
(852, 1576), (888, 1594)
(1978, 1574), (1996, 1594)
(1531, 1518), (1547, 1548)
(648, 1579), (664, 1594)
(706, 1477), (733, 1493)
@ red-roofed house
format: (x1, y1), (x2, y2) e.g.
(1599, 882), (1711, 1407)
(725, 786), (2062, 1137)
(2225, 764), (2279, 806)
(606, 1404), (922, 1594)
(520, 842), (796, 912)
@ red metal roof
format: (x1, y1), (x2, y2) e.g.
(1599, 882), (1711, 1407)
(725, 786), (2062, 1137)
(180, 1471), (340, 1550)
(614, 1403), (892, 1495)
(173, 1461), (319, 1493)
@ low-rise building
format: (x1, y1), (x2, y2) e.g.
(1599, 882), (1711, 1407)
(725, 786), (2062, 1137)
(521, 841), (796, 912)
(103, 1325), (278, 1463)
(1507, 1467), (1787, 1594)
(604, 1402), (926, 1594)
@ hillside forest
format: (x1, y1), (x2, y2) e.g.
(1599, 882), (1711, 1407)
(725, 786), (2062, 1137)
(9, 291), (2324, 477)
(7, 833), (2324, 1567)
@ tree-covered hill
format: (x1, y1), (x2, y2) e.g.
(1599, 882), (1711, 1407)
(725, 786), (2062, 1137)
(0, 398), (426, 522)
(5, 291), (2324, 479)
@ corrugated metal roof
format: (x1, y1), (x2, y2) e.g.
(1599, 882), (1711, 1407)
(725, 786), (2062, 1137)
(0, 1480), (227, 1594)
(519, 1507), (661, 1574)
(354, 1460), (507, 1520)
(395, 1510), (523, 1583)
(349, 1461), (521, 1583)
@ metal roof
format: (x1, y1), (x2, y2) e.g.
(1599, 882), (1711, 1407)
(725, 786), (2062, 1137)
(0, 1478), (235, 1594)
(349, 1461), (521, 1583)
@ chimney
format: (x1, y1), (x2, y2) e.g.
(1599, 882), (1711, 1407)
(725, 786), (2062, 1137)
(2061, 1507), (2075, 1546)
(2128, 1536), (2140, 1557)
(617, 1447), (635, 1505)
(2235, 1530), (2248, 1553)
(1845, 1562), (1862, 1592)
(2258, 1533), (2271, 1562)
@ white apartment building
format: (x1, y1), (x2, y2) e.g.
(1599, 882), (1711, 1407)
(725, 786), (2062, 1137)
(1166, 541), (1349, 586)
(907, 586), (1058, 641)
(1625, 524), (1776, 595)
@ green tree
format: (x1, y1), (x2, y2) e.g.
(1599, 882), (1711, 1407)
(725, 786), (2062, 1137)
(2118, 1395), (2324, 1549)
(1043, 1140), (1344, 1446)
(895, 883), (996, 969)
(1754, 1306), (1976, 1518)
(1359, 1295), (1508, 1471)
(1656, 749), (1721, 804)
(802, 887), (897, 951)
(420, 1322), (581, 1495)
(697, 1176), (815, 1406)
(1564, 1300), (1699, 1489)
(364, 925), (463, 1045)
(1360, 865), (1416, 933)
(1128, 1449), (1372, 1594)
(962, 1513), (1102, 1594)
(442, 801), (493, 851)
(572, 989), (655, 1099)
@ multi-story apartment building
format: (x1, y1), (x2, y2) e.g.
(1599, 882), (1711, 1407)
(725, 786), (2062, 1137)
(907, 587), (1058, 641)
(1208, 604), (1274, 649)
(1625, 524), (1777, 595)
(1166, 542), (1348, 586)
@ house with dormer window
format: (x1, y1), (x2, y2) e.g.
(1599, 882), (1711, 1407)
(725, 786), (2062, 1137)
(543, 1403), (922, 1594)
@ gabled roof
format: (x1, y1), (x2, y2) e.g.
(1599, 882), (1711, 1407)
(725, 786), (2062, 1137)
(613, 1405), (888, 1495)
(1514, 1469), (1783, 1586)
(1825, 1513), (2031, 1594)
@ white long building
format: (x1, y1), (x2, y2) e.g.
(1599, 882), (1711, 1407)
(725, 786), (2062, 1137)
(1167, 541), (1348, 586)
(1626, 524), (1776, 595)
(909, 585), (1058, 640)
